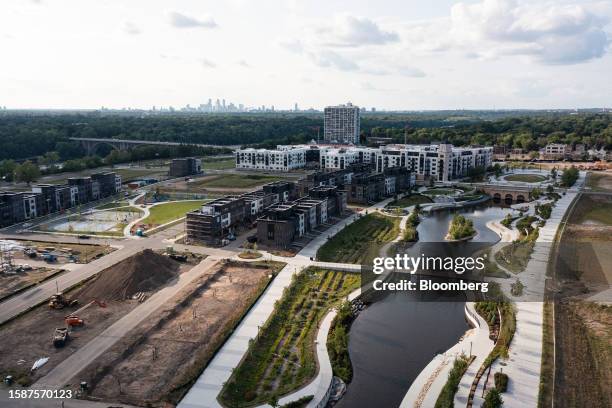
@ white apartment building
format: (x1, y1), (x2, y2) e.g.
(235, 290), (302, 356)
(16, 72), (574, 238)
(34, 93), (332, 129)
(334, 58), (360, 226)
(235, 145), (307, 171)
(324, 103), (360, 144)
(318, 144), (492, 181)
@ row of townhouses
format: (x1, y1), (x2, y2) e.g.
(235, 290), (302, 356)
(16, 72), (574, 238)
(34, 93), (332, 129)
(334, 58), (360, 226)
(0, 172), (122, 228)
(186, 164), (415, 248)
(236, 143), (493, 182)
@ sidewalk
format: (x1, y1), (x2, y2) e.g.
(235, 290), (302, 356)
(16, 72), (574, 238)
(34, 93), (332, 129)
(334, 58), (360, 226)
(178, 199), (395, 408)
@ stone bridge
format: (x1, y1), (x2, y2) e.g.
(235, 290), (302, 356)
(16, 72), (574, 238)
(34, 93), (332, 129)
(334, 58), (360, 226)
(476, 184), (536, 204)
(70, 137), (240, 155)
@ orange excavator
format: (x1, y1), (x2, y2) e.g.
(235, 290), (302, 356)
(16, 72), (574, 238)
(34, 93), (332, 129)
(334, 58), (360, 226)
(64, 299), (106, 327)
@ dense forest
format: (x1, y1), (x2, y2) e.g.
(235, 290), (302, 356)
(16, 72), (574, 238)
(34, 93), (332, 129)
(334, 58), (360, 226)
(0, 111), (610, 162)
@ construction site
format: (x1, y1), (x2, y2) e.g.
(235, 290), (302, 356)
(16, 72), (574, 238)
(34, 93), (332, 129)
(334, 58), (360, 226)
(0, 249), (199, 388)
(70, 260), (284, 406)
(551, 192), (612, 407)
(0, 239), (115, 301)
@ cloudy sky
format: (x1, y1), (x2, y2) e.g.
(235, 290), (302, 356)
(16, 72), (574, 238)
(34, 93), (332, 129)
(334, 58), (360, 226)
(2, 0), (611, 110)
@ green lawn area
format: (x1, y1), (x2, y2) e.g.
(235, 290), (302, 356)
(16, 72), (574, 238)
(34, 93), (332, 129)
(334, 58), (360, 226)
(141, 200), (208, 226)
(386, 194), (433, 208)
(219, 268), (360, 407)
(203, 158), (235, 170)
(196, 174), (282, 189)
(114, 168), (165, 182)
(95, 201), (129, 210)
(317, 213), (400, 264)
(495, 241), (534, 273)
(424, 188), (460, 196)
(504, 173), (546, 183)
(575, 205), (612, 225)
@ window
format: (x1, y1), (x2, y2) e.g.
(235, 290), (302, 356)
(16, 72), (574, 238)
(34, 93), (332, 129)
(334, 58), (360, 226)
(267, 223), (275, 240)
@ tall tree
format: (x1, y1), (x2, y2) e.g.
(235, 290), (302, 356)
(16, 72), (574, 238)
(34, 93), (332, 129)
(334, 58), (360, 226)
(14, 161), (41, 185)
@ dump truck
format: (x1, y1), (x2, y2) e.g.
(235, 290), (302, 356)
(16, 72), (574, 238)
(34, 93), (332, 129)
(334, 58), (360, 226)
(53, 328), (69, 348)
(48, 293), (78, 309)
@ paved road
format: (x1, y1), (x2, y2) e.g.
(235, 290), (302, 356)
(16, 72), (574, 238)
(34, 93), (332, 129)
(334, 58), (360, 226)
(0, 224), (185, 325)
(33, 256), (221, 389)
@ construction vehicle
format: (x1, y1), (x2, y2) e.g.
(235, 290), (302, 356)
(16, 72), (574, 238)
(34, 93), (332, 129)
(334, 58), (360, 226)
(48, 292), (78, 309)
(65, 316), (84, 327)
(42, 253), (57, 263)
(63, 299), (107, 326)
(53, 328), (69, 348)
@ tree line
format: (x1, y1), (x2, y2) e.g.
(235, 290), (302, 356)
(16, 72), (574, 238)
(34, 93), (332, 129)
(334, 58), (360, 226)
(0, 112), (610, 163)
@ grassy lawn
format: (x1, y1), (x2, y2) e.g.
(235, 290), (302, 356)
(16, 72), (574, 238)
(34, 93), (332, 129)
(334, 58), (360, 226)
(317, 213), (400, 264)
(141, 200), (208, 226)
(95, 201), (129, 209)
(494, 241), (534, 273)
(196, 174), (282, 189)
(424, 188), (459, 196)
(386, 194), (432, 208)
(219, 268), (360, 407)
(114, 168), (165, 181)
(504, 173), (546, 183)
(203, 157), (235, 170)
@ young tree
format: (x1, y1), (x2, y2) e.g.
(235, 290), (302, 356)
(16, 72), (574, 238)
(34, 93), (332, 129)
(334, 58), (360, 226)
(483, 388), (503, 408)
(14, 161), (41, 185)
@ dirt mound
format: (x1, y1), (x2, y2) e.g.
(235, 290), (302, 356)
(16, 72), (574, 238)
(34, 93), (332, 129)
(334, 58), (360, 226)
(74, 249), (180, 301)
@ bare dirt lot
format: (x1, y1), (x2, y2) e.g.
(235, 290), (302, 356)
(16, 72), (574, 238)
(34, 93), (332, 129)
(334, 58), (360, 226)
(12, 240), (116, 264)
(555, 301), (612, 408)
(550, 193), (612, 407)
(75, 260), (285, 407)
(587, 171), (612, 192)
(0, 250), (196, 386)
(0, 267), (60, 301)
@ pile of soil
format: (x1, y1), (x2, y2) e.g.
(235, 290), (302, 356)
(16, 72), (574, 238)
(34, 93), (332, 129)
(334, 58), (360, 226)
(74, 249), (181, 301)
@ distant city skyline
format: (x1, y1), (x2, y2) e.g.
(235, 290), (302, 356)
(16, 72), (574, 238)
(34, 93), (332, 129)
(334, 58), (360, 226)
(1, 0), (611, 110)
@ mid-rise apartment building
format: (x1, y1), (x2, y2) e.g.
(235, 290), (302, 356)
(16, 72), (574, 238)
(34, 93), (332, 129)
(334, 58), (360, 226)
(169, 157), (202, 177)
(236, 146), (307, 171)
(0, 171), (121, 229)
(324, 103), (360, 144)
(185, 196), (246, 245)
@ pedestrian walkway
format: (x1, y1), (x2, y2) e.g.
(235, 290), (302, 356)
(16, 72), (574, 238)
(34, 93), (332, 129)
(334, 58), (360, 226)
(178, 199), (395, 408)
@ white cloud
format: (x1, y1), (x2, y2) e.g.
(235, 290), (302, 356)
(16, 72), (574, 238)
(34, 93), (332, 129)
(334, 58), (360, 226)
(315, 15), (399, 47)
(278, 38), (304, 54)
(309, 50), (359, 71)
(123, 22), (141, 35)
(237, 59), (250, 68)
(201, 58), (216, 68)
(407, 0), (611, 65)
(397, 66), (426, 77)
(170, 12), (217, 29)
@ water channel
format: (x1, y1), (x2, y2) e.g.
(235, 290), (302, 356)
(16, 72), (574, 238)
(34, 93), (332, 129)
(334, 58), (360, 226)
(335, 204), (512, 408)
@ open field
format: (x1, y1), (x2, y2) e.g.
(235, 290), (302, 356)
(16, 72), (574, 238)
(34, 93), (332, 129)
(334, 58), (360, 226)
(219, 268), (360, 408)
(194, 174), (283, 189)
(569, 194), (612, 225)
(554, 301), (612, 408)
(203, 157), (235, 170)
(503, 173), (547, 183)
(586, 172), (612, 192)
(386, 194), (432, 208)
(0, 267), (59, 301)
(316, 213), (400, 264)
(37, 208), (143, 237)
(77, 260), (285, 406)
(6, 239), (115, 264)
(139, 200), (208, 227)
(424, 188), (460, 196)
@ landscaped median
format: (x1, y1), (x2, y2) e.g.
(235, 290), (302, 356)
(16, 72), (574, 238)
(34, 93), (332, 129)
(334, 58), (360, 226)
(218, 268), (360, 408)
